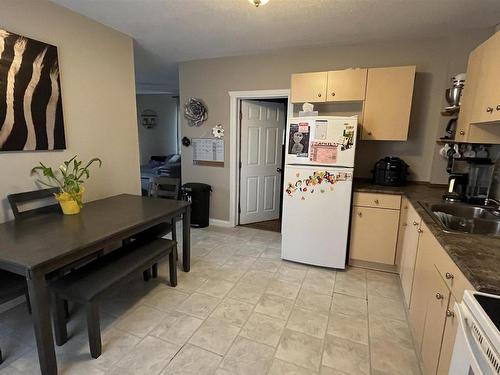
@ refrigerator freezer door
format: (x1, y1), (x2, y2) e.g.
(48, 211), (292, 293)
(281, 165), (353, 268)
(285, 116), (357, 168)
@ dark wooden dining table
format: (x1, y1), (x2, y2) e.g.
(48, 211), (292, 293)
(0, 194), (191, 375)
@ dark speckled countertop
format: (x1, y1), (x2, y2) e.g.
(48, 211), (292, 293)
(353, 180), (500, 295)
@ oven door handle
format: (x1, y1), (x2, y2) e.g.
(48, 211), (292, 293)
(449, 303), (485, 375)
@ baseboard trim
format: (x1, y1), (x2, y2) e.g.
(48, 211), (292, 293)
(209, 218), (234, 227)
(349, 259), (398, 273)
(0, 295), (25, 314)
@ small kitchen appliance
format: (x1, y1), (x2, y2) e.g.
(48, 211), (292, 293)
(443, 159), (469, 202)
(444, 73), (466, 109)
(466, 158), (495, 204)
(443, 158), (496, 203)
(372, 157), (409, 186)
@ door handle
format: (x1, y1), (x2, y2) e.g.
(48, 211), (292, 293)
(277, 168), (283, 173)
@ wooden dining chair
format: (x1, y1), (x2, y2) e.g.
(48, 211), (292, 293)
(133, 177), (180, 281)
(0, 271), (31, 364)
(0, 189), (60, 363)
(151, 177), (181, 200)
(7, 187), (61, 219)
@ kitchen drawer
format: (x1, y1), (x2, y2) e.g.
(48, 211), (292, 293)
(433, 247), (474, 301)
(353, 192), (401, 210)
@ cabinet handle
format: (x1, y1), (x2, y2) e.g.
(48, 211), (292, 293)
(497, 105), (500, 111)
(413, 221), (419, 226)
(446, 309), (455, 318)
(417, 228), (423, 233)
(459, 130), (465, 136)
(374, 199), (379, 204)
(402, 223), (408, 227)
(357, 212), (362, 217)
(331, 92), (336, 97)
(435, 293), (443, 300)
(318, 93), (322, 98)
(486, 107), (494, 113)
(445, 272), (454, 280)
(367, 132), (372, 136)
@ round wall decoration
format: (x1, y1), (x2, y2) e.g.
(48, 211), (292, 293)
(212, 124), (224, 138)
(141, 109), (158, 129)
(184, 98), (208, 127)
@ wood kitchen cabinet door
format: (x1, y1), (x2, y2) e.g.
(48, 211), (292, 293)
(470, 31), (500, 124)
(421, 267), (451, 375)
(362, 65), (416, 140)
(326, 69), (367, 102)
(408, 221), (435, 351)
(349, 206), (400, 264)
(437, 294), (458, 375)
(291, 72), (327, 103)
(399, 203), (422, 308)
(455, 45), (484, 142)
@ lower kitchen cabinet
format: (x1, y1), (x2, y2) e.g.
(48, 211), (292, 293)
(350, 194), (476, 375)
(398, 200), (422, 307)
(408, 221), (435, 351)
(349, 205), (400, 265)
(400, 201), (474, 375)
(436, 294), (458, 375)
(420, 266), (451, 375)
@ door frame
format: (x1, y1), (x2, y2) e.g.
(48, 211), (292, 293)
(228, 89), (293, 227)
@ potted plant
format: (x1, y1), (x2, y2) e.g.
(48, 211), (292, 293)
(31, 156), (102, 215)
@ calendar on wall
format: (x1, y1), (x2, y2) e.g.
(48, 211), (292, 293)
(192, 138), (224, 166)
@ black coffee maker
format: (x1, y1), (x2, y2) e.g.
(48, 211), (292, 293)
(443, 159), (469, 202)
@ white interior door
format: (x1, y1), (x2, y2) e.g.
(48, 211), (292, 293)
(240, 100), (285, 225)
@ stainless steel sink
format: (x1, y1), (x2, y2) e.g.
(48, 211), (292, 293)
(419, 201), (500, 236)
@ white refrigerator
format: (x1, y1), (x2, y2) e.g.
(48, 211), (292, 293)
(281, 116), (358, 269)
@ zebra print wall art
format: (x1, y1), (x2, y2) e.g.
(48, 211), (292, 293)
(0, 28), (65, 151)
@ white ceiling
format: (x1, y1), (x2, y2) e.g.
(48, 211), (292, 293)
(51, 0), (500, 93)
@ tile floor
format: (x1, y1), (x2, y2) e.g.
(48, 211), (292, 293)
(0, 225), (422, 375)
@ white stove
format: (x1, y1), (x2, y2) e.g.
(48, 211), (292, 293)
(449, 290), (500, 374)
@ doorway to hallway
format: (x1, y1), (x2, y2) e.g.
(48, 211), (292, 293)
(238, 98), (288, 233)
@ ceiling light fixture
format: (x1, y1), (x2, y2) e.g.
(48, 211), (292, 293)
(248, 0), (270, 7)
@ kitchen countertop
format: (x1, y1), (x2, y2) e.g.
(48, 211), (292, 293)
(353, 180), (500, 295)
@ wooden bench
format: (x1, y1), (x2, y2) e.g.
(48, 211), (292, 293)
(50, 238), (177, 359)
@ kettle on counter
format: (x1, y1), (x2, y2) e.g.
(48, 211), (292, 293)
(372, 157), (409, 186)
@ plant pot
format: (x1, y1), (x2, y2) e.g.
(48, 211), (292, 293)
(55, 188), (84, 215)
(58, 199), (81, 215)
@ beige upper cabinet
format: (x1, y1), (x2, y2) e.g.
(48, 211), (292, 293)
(326, 69), (367, 101)
(291, 72), (328, 103)
(470, 31), (500, 124)
(455, 46), (484, 142)
(362, 65), (416, 141)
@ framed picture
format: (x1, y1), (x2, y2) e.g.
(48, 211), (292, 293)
(0, 28), (65, 151)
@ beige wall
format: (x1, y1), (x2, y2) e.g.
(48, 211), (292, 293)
(0, 0), (141, 223)
(180, 29), (493, 221)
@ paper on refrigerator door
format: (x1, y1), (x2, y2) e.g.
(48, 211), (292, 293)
(288, 123), (310, 157)
(314, 120), (328, 140)
(310, 141), (338, 163)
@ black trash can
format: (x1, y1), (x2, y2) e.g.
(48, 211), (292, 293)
(181, 183), (212, 228)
